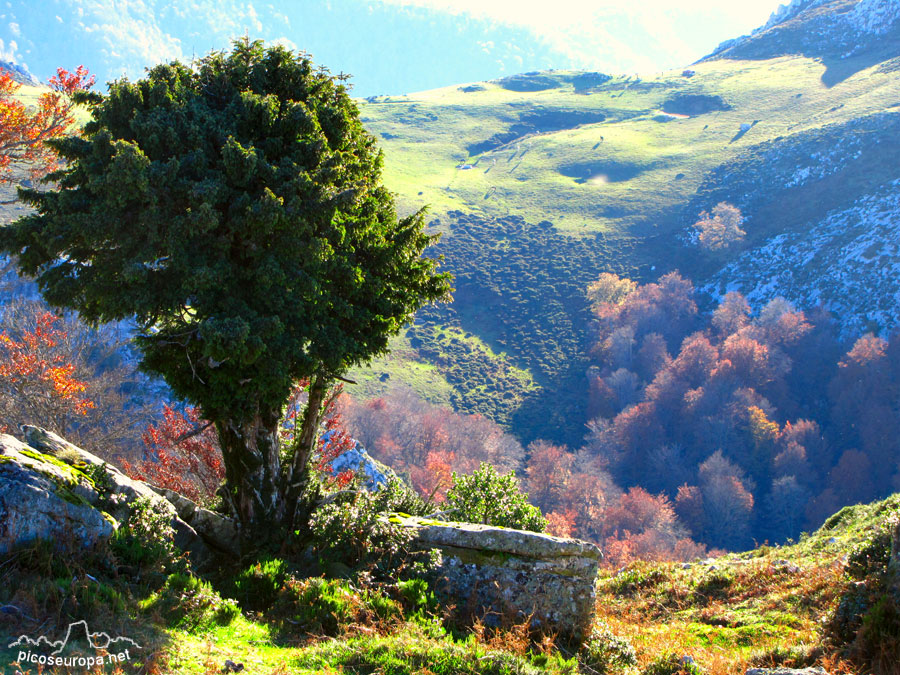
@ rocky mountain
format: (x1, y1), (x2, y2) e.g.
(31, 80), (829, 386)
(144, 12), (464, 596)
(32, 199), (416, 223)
(0, 58), (38, 85)
(707, 0), (900, 86)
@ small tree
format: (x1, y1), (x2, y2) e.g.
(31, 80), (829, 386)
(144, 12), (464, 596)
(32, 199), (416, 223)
(0, 40), (451, 532)
(445, 463), (547, 532)
(0, 65), (94, 190)
(693, 202), (745, 251)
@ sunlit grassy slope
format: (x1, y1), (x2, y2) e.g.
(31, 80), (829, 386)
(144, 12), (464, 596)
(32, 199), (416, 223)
(347, 53), (899, 444)
(362, 55), (898, 236)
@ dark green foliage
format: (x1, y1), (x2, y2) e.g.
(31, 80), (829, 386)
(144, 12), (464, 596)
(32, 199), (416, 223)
(0, 38), (450, 529)
(579, 622), (638, 673)
(610, 564), (668, 596)
(309, 488), (437, 581)
(414, 212), (632, 444)
(232, 556), (289, 611)
(144, 572), (240, 632)
(693, 570), (735, 602)
(110, 496), (185, 574)
(288, 578), (359, 635)
(370, 474), (430, 516)
(847, 525), (893, 580)
(445, 462), (547, 532)
(641, 652), (705, 675)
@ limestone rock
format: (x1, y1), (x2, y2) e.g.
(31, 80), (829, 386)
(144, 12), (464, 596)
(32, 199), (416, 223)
(0, 433), (113, 554)
(13, 427), (225, 567)
(393, 515), (601, 641)
(326, 438), (394, 490)
(155, 487), (240, 557)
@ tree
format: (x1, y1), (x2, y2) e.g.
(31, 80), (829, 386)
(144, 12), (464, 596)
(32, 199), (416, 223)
(693, 202), (745, 251)
(122, 404), (224, 505)
(0, 298), (157, 452)
(0, 65), (94, 190)
(0, 306), (95, 433)
(0, 40), (451, 532)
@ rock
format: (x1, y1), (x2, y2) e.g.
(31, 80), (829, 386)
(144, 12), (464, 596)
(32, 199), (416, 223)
(392, 515), (601, 641)
(154, 487), (240, 557)
(325, 438), (394, 491)
(9, 427), (228, 567)
(746, 668), (828, 675)
(0, 433), (113, 554)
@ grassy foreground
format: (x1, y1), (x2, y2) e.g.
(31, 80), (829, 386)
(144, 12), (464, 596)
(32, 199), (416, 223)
(2, 492), (899, 674)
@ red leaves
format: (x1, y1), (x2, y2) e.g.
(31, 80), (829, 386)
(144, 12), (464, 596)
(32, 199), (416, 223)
(122, 405), (224, 505)
(0, 310), (95, 417)
(0, 65), (94, 183)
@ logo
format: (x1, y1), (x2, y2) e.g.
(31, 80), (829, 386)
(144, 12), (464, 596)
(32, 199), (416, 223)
(8, 620), (140, 669)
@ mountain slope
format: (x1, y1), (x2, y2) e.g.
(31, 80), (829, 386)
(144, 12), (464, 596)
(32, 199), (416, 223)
(350, 0), (900, 444)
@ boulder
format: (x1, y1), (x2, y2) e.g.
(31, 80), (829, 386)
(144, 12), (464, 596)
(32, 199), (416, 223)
(393, 515), (601, 641)
(0, 433), (113, 554)
(326, 438), (394, 491)
(154, 487), (240, 557)
(6, 426), (234, 567)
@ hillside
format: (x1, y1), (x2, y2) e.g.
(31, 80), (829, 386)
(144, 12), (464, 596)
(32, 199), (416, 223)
(347, 0), (900, 444)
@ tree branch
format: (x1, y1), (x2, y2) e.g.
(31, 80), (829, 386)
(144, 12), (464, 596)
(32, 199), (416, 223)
(173, 420), (214, 444)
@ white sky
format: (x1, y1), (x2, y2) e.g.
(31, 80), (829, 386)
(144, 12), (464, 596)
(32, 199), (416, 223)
(371, 0), (787, 71)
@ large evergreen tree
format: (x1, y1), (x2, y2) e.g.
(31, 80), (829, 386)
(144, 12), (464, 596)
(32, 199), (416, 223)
(0, 39), (451, 531)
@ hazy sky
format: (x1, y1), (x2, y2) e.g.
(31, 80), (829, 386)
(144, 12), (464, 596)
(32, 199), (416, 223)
(2, 0), (785, 96)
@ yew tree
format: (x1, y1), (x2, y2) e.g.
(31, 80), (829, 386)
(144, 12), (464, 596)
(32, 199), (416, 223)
(0, 40), (451, 531)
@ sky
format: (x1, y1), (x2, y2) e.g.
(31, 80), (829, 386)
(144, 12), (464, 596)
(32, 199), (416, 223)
(1, 0), (785, 97)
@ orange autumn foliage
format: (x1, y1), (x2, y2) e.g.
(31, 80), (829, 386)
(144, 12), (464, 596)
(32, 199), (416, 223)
(0, 311), (95, 433)
(0, 65), (94, 183)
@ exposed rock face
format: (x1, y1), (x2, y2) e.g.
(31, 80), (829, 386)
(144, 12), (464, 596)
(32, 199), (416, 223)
(0, 433), (113, 554)
(2, 427), (238, 566)
(326, 438), (394, 491)
(394, 515), (601, 641)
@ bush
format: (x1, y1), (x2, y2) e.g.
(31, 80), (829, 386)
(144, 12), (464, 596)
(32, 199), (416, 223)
(445, 463), (547, 532)
(109, 497), (184, 574)
(281, 577), (363, 636)
(309, 488), (437, 582)
(232, 556), (289, 612)
(143, 573), (239, 632)
(642, 652), (705, 675)
(580, 622), (638, 673)
(847, 524), (893, 580)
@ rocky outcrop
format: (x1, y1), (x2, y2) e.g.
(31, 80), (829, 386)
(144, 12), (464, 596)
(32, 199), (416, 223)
(155, 486), (240, 557)
(0, 433), (113, 554)
(2, 427), (238, 566)
(393, 515), (601, 641)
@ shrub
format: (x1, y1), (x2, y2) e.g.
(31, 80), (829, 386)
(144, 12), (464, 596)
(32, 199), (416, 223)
(847, 525), (893, 580)
(309, 488), (437, 582)
(445, 463), (547, 532)
(143, 572), (239, 632)
(232, 556), (289, 612)
(282, 577), (362, 636)
(580, 622), (638, 672)
(642, 652), (705, 675)
(109, 497), (184, 574)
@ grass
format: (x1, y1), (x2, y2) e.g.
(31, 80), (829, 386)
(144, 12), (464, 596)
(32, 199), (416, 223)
(3, 492), (900, 674)
(363, 56), (899, 237)
(349, 53), (900, 441)
(592, 494), (900, 675)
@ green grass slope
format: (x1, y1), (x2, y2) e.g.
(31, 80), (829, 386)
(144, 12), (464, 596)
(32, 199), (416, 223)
(3, 492), (898, 674)
(353, 35), (899, 444)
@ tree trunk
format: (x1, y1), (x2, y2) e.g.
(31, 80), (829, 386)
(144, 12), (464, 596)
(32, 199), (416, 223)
(216, 406), (283, 531)
(282, 373), (329, 530)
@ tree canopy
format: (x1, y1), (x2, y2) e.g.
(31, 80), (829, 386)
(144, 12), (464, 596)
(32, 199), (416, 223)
(0, 39), (451, 529)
